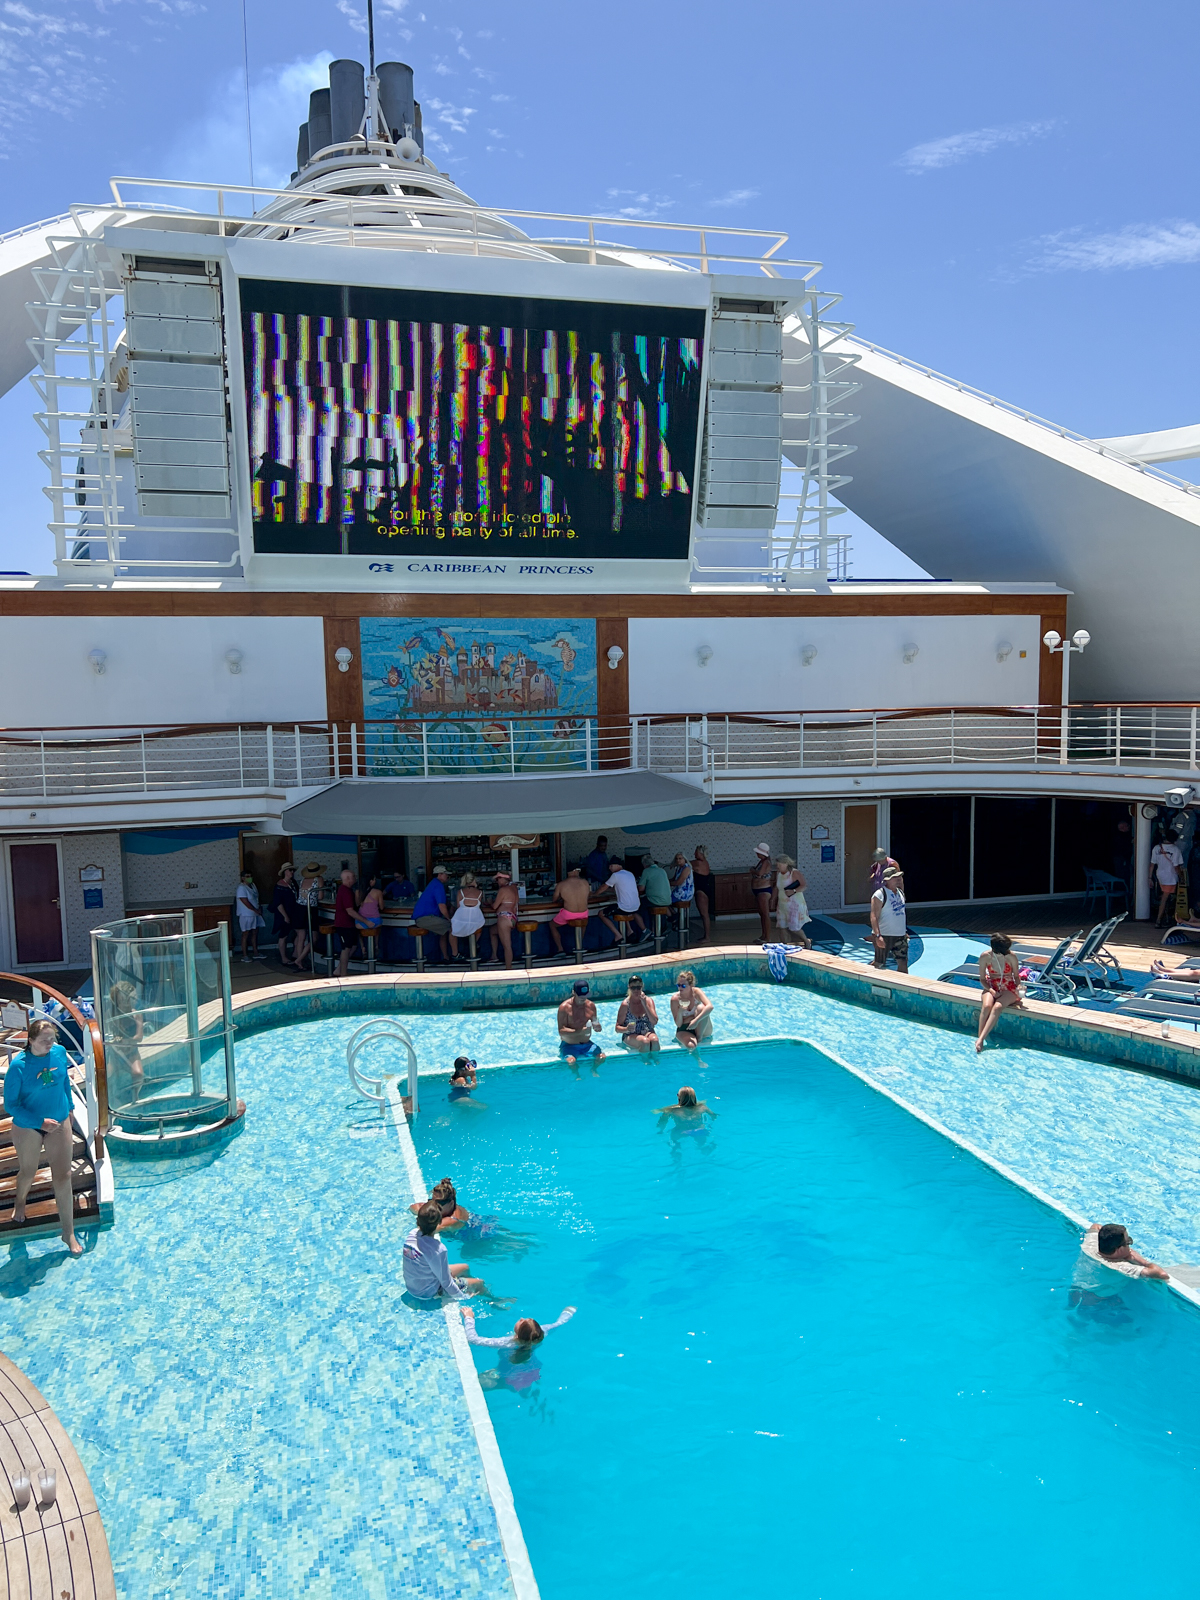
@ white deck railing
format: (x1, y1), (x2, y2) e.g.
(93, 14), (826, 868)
(1, 706), (1198, 800)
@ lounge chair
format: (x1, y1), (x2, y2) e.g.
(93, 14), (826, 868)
(1160, 922), (1200, 946)
(1113, 994), (1200, 1030)
(1058, 915), (1127, 996)
(1021, 936), (1078, 1005)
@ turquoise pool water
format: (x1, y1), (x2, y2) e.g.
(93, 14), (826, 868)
(3, 976), (1200, 1597)
(415, 1041), (1200, 1600)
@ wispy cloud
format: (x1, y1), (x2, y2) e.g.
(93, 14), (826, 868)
(707, 187), (759, 208)
(898, 119), (1058, 175)
(603, 188), (676, 220)
(1024, 219), (1200, 273)
(158, 51), (333, 193)
(0, 0), (110, 149)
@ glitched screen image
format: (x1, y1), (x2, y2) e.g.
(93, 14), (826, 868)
(240, 278), (705, 561)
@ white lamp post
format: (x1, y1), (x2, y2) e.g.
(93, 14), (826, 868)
(1043, 629), (1090, 764)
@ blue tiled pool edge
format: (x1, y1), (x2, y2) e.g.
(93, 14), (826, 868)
(385, 1077), (541, 1600)
(229, 947), (1200, 1088)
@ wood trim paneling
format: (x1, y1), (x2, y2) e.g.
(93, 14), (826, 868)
(595, 615), (629, 769)
(1038, 597), (1070, 706)
(0, 589), (1067, 620)
(323, 617), (363, 726)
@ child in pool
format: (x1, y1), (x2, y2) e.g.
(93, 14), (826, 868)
(463, 1306), (576, 1393)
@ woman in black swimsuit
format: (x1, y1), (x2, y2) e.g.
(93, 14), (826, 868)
(750, 845), (774, 941)
(692, 845), (715, 940)
(615, 975), (660, 1053)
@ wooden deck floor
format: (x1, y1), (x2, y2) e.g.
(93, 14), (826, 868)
(0, 1353), (113, 1600)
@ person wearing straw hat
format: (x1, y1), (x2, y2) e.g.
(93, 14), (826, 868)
(750, 843), (774, 942)
(295, 862), (323, 972)
(489, 869), (521, 970)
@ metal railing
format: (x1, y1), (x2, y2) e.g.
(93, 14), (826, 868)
(3, 706), (1200, 801)
(848, 335), (1200, 501)
(0, 971), (109, 1157)
(633, 706), (1200, 774)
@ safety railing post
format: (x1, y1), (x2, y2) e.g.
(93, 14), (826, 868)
(950, 709), (956, 764)
(510, 721), (516, 775)
(333, 724), (341, 779)
(140, 730), (147, 792)
(266, 724), (275, 787)
(799, 714), (805, 770)
(872, 714), (878, 768)
(237, 725), (245, 788)
(684, 717), (690, 775)
(421, 721), (429, 778)
(1192, 707), (1198, 771)
(585, 719), (592, 771)
(39, 735), (47, 797)
(351, 723), (359, 777)
(1115, 705), (1122, 765)
(294, 723), (302, 785)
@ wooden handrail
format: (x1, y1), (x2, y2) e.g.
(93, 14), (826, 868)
(0, 972), (109, 1159)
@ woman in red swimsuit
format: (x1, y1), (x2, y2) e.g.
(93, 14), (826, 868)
(976, 932), (1024, 1052)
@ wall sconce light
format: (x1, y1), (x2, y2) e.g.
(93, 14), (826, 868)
(606, 644), (625, 670)
(334, 646), (354, 674)
(995, 641), (1013, 663)
(901, 643), (919, 664)
(800, 644), (818, 667)
(224, 648), (244, 675)
(696, 645), (713, 667)
(87, 649), (106, 675)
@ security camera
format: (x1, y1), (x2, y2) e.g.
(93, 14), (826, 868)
(1164, 785), (1195, 808)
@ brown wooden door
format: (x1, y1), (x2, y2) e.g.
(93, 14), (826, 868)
(10, 843), (64, 964)
(843, 804), (879, 908)
(240, 835), (294, 905)
(714, 871), (756, 916)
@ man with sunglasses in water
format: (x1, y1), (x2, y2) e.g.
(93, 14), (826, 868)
(557, 980), (606, 1067)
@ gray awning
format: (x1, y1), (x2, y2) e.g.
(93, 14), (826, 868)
(281, 770), (711, 836)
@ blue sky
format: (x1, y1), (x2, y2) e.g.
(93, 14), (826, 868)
(0, 0), (1196, 575)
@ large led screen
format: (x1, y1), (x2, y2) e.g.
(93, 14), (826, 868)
(240, 279), (705, 561)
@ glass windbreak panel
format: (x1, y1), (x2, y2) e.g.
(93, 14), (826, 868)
(889, 796), (970, 902)
(93, 925), (234, 1126)
(973, 797), (1052, 899)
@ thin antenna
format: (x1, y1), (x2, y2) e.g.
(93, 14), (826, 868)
(241, 0), (256, 193)
(367, 0), (376, 75)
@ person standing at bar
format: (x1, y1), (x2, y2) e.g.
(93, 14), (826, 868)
(489, 870), (520, 970)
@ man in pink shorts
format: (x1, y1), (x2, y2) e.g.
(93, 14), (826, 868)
(550, 865), (592, 955)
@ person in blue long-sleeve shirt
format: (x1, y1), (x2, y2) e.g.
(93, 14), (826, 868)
(3, 1018), (82, 1254)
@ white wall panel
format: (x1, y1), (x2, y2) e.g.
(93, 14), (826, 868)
(0, 617), (328, 726)
(628, 614), (1041, 714)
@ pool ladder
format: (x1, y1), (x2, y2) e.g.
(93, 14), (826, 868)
(346, 1018), (420, 1116)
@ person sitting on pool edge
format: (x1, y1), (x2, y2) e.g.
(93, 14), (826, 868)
(557, 980), (606, 1066)
(1082, 1222), (1169, 1281)
(615, 974), (660, 1053)
(670, 970), (713, 1049)
(402, 1201), (487, 1301)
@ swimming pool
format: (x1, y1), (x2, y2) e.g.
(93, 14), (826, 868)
(2, 976), (1199, 1596)
(415, 1039), (1200, 1600)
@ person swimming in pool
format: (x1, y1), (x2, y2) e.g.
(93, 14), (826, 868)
(655, 1085), (717, 1123)
(446, 1056), (486, 1107)
(557, 980), (606, 1067)
(462, 1305), (576, 1394)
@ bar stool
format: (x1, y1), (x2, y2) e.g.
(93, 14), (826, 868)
(409, 927), (427, 973)
(676, 903), (691, 949)
(517, 920), (539, 971)
(570, 919), (588, 964)
(359, 930), (378, 975)
(465, 931), (480, 972)
(649, 904), (673, 956)
(613, 913), (637, 957)
(316, 921), (336, 976)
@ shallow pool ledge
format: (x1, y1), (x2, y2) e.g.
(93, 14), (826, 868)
(227, 946), (1200, 1086)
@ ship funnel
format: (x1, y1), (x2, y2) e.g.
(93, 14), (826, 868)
(329, 58), (366, 145)
(377, 60), (415, 140)
(413, 100), (424, 152)
(308, 87), (332, 157)
(296, 122), (310, 169)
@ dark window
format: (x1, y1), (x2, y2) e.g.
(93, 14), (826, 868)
(1052, 799), (1133, 895)
(889, 796), (970, 903)
(973, 798), (1052, 899)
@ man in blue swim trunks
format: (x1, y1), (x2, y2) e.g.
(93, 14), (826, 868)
(557, 980), (606, 1066)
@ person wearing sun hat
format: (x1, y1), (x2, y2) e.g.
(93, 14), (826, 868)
(750, 842), (774, 941)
